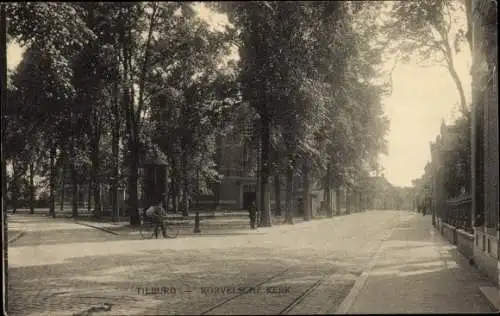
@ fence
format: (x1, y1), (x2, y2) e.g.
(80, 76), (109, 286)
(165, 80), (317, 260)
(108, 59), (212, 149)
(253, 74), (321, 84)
(445, 194), (473, 234)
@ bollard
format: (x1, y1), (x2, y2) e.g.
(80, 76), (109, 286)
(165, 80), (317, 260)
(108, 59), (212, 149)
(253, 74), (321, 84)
(194, 211), (201, 233)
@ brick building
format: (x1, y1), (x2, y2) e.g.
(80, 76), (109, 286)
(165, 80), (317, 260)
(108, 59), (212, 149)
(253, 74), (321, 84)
(195, 102), (328, 216)
(469, 0), (499, 287)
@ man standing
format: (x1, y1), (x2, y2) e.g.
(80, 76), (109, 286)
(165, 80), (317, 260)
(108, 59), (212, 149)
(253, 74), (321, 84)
(248, 200), (257, 229)
(145, 200), (167, 238)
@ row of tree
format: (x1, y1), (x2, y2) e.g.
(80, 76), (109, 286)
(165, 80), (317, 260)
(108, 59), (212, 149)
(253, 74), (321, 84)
(7, 1), (460, 226)
(212, 2), (394, 225)
(4, 3), (241, 225)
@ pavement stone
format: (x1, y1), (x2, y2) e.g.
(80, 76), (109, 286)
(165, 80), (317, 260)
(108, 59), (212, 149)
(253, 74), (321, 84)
(8, 210), (400, 315)
(340, 215), (497, 314)
(11, 210), (490, 315)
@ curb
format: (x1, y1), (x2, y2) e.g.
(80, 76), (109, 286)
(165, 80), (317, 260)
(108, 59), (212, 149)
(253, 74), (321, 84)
(333, 229), (394, 314)
(479, 286), (500, 312)
(8, 231), (26, 244)
(73, 215), (355, 237)
(332, 214), (409, 314)
(74, 222), (120, 235)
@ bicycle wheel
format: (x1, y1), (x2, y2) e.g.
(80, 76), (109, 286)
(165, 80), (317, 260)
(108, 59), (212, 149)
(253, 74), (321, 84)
(139, 217), (155, 239)
(165, 220), (179, 238)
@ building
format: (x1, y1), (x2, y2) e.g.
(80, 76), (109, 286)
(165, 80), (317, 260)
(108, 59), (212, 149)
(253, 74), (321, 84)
(430, 121), (467, 227)
(196, 102), (329, 216)
(470, 0), (499, 287)
(195, 103), (259, 211)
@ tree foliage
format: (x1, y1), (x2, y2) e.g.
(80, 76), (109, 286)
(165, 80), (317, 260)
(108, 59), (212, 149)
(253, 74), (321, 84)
(382, 0), (470, 115)
(6, 2), (390, 224)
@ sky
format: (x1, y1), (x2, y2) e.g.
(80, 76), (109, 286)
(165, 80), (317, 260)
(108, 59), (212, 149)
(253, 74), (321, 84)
(5, 3), (472, 189)
(380, 53), (471, 187)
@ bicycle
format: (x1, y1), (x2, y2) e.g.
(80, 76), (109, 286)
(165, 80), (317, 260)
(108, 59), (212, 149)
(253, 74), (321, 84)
(139, 214), (179, 239)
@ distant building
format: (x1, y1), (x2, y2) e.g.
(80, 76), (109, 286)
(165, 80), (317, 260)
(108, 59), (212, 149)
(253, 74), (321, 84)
(429, 120), (465, 223)
(364, 175), (396, 210)
(195, 102), (326, 216)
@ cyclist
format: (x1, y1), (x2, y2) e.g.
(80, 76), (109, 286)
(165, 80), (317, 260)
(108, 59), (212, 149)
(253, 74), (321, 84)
(145, 200), (167, 238)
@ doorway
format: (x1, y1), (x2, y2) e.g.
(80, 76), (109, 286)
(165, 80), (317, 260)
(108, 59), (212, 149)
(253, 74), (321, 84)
(243, 191), (256, 210)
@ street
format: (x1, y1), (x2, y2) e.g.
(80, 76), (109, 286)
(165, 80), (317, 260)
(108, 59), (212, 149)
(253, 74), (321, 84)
(8, 210), (496, 315)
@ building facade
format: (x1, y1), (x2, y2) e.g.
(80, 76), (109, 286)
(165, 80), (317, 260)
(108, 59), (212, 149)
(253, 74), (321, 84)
(196, 104), (329, 216)
(470, 0), (499, 287)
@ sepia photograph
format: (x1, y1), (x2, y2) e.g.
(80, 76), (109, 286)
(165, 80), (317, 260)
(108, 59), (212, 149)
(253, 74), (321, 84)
(1, 1), (498, 315)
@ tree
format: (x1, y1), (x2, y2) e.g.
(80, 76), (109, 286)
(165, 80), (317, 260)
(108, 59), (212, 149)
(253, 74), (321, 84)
(213, 1), (390, 224)
(313, 2), (390, 217)
(216, 2), (347, 225)
(143, 3), (237, 217)
(10, 48), (62, 217)
(6, 2), (96, 218)
(213, 2), (278, 227)
(383, 0), (470, 116)
(68, 3), (123, 218)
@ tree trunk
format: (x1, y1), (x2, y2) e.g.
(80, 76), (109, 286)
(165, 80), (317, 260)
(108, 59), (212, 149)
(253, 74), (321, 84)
(87, 180), (92, 214)
(274, 174), (281, 216)
(284, 166), (294, 224)
(346, 189), (351, 215)
(78, 185), (84, 208)
(214, 134), (222, 211)
(325, 163), (333, 217)
(170, 177), (178, 213)
(71, 163), (78, 217)
(302, 162), (311, 221)
(335, 187), (341, 216)
(350, 190), (354, 213)
(163, 166), (170, 211)
(111, 82), (120, 221)
(356, 191), (361, 212)
(259, 114), (272, 227)
(11, 162), (19, 214)
(359, 191), (363, 212)
(90, 137), (101, 218)
(29, 163), (35, 214)
(136, 2), (157, 131)
(121, 24), (140, 226)
(124, 3), (157, 224)
(181, 148), (189, 218)
(444, 45), (469, 117)
(256, 131), (261, 217)
(448, 61), (468, 117)
(128, 140), (140, 226)
(169, 156), (179, 213)
(49, 146), (56, 218)
(60, 164), (65, 211)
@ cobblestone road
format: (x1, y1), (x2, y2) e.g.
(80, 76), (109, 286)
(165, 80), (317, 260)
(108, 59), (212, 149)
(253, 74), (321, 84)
(8, 210), (493, 315)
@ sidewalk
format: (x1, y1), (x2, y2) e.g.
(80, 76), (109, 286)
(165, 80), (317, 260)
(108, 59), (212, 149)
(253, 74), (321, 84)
(73, 215), (315, 237)
(335, 215), (498, 313)
(7, 208), (251, 219)
(7, 212), (329, 244)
